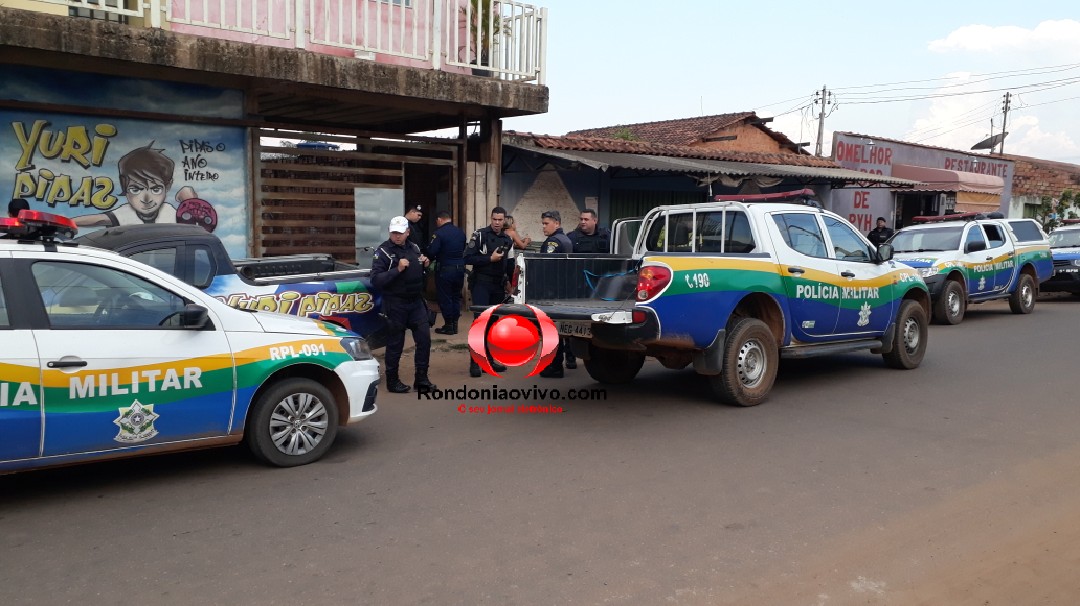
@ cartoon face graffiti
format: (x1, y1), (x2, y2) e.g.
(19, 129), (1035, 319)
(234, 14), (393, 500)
(177, 198), (218, 233)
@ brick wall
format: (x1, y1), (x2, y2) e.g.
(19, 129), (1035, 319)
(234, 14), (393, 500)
(1009, 155), (1080, 199)
(689, 124), (797, 155)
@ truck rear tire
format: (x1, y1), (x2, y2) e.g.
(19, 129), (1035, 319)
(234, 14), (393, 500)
(932, 279), (965, 324)
(1009, 273), (1036, 314)
(882, 299), (928, 369)
(709, 318), (778, 407)
(583, 346), (645, 384)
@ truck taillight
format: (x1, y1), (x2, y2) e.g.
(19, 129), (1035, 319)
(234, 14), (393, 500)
(632, 310), (647, 324)
(635, 266), (671, 301)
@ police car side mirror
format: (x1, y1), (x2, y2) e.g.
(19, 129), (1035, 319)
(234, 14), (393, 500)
(965, 240), (987, 253)
(180, 304), (213, 330)
(876, 243), (894, 263)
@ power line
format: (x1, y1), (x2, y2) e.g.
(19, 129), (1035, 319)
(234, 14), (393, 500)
(829, 62), (1080, 92)
(840, 76), (1080, 105)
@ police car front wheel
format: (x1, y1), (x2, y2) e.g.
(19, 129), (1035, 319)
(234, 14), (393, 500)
(247, 378), (341, 467)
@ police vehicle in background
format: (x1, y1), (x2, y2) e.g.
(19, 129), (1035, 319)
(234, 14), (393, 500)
(0, 211), (379, 474)
(1043, 219), (1080, 296)
(501, 190), (931, 407)
(887, 213), (1052, 324)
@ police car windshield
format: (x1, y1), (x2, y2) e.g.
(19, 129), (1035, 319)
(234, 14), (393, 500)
(1049, 229), (1080, 248)
(890, 225), (964, 252)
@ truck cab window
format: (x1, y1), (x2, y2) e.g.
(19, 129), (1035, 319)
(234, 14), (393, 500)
(983, 224), (1007, 249)
(773, 213), (827, 258)
(131, 247), (179, 277)
(193, 246), (214, 289)
(824, 216), (873, 262)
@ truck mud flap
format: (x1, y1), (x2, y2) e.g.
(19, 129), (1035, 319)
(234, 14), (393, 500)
(692, 329), (726, 375)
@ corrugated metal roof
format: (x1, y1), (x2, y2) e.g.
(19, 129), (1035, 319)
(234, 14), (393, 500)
(507, 143), (921, 186)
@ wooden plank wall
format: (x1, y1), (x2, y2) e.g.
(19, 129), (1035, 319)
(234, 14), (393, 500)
(255, 129), (456, 263)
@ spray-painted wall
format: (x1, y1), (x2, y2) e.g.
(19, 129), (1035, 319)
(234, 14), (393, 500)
(0, 66), (250, 257)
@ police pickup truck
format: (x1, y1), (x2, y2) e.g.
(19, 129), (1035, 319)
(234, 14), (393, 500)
(1, 211), (379, 474)
(1043, 219), (1080, 296)
(888, 214), (1053, 324)
(73, 223), (388, 347)
(506, 190), (931, 407)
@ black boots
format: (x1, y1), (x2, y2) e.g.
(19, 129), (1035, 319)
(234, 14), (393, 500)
(386, 372), (411, 394)
(414, 368), (436, 393)
(434, 319), (458, 335)
(469, 359), (505, 377)
(539, 363), (564, 379)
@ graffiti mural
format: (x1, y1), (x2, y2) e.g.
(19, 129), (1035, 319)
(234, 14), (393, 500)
(0, 68), (249, 257)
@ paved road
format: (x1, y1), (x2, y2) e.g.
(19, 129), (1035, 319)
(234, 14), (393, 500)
(3, 297), (1079, 605)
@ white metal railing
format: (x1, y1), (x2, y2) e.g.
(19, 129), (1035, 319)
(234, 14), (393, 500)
(167, 0), (293, 39)
(37, 0), (546, 83)
(443, 0), (545, 83)
(37, 0), (159, 26)
(307, 0), (432, 61)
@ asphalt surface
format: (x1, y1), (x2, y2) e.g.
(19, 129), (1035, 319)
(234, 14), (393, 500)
(2, 295), (1079, 605)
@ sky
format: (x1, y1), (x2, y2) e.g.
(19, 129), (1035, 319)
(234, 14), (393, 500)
(502, 1), (1080, 164)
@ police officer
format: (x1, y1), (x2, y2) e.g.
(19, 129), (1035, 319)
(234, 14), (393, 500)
(867, 217), (895, 247)
(538, 210), (574, 378)
(405, 205), (428, 255)
(568, 208), (611, 254)
(428, 211), (467, 335)
(464, 206), (514, 377)
(371, 216), (436, 394)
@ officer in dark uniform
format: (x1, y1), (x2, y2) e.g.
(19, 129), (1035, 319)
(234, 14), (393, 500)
(464, 206), (514, 377)
(405, 205), (428, 255)
(538, 210), (574, 378)
(428, 210), (467, 335)
(568, 208), (611, 254)
(371, 216), (436, 394)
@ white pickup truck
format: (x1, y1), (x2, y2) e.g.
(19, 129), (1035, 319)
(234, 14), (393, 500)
(503, 190), (930, 406)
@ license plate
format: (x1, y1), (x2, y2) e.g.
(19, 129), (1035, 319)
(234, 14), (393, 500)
(1056, 268), (1079, 274)
(557, 321), (592, 338)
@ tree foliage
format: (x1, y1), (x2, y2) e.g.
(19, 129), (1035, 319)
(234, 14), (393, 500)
(1032, 189), (1079, 232)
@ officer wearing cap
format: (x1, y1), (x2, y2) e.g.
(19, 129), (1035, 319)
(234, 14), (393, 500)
(405, 205), (428, 255)
(538, 210), (574, 378)
(428, 210), (467, 335)
(464, 206), (514, 377)
(371, 216), (436, 394)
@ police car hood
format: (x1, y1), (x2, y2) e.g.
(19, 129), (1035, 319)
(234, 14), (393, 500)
(251, 310), (354, 337)
(1051, 246), (1080, 260)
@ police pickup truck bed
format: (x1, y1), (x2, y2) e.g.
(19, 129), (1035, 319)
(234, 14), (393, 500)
(1, 211), (379, 474)
(507, 191), (931, 406)
(888, 214), (1053, 324)
(74, 223), (389, 347)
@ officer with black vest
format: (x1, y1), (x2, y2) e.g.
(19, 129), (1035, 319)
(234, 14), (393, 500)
(371, 216), (436, 394)
(428, 210), (467, 335)
(538, 210), (574, 378)
(464, 206), (514, 377)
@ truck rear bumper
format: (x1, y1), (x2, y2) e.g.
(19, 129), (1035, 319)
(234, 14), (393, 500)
(471, 303), (661, 350)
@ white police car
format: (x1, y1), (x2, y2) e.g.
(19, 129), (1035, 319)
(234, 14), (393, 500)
(1, 211), (379, 474)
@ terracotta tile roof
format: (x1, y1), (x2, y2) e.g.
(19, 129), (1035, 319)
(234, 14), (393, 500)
(505, 131), (840, 168)
(567, 113), (757, 146)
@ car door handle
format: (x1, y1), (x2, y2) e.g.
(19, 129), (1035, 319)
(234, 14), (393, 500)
(840, 271), (856, 278)
(787, 267), (805, 275)
(47, 359), (87, 369)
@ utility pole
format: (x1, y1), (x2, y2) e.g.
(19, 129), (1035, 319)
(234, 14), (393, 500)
(998, 92), (1011, 155)
(814, 85), (832, 157)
